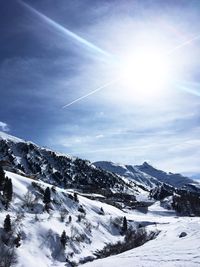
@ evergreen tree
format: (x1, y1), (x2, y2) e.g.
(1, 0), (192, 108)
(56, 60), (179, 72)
(3, 178), (13, 208)
(60, 230), (67, 248)
(0, 165), (5, 190)
(77, 214), (81, 222)
(99, 207), (105, 215)
(122, 216), (127, 233)
(43, 187), (51, 204)
(73, 192), (78, 202)
(4, 214), (11, 232)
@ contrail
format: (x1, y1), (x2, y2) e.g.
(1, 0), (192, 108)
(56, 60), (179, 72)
(178, 85), (200, 96)
(174, 80), (200, 97)
(63, 33), (200, 108)
(19, 0), (111, 58)
(62, 31), (200, 108)
(168, 33), (200, 55)
(62, 79), (119, 108)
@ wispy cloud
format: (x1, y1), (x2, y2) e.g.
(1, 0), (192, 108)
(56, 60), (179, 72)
(0, 121), (9, 132)
(51, 114), (200, 173)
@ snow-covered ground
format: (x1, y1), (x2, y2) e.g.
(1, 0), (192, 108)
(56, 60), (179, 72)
(84, 203), (200, 267)
(1, 171), (200, 267)
(0, 171), (126, 267)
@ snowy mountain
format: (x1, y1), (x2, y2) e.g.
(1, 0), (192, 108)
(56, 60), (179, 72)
(183, 172), (200, 181)
(94, 161), (196, 189)
(0, 131), (143, 198)
(0, 131), (195, 194)
(136, 161), (196, 188)
(94, 161), (162, 188)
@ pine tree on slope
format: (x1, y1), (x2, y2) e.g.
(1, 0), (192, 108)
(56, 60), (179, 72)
(3, 178), (13, 209)
(0, 165), (5, 190)
(60, 230), (67, 248)
(4, 214), (12, 232)
(122, 216), (128, 233)
(43, 187), (51, 204)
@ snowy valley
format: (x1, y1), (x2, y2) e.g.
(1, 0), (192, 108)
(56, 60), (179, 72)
(0, 132), (200, 267)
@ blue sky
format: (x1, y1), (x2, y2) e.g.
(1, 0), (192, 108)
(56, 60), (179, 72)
(1, 0), (200, 174)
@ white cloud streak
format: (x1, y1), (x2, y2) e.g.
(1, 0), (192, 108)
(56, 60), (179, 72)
(0, 122), (9, 132)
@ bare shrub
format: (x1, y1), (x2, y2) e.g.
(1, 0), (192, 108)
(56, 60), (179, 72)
(23, 190), (35, 208)
(77, 213), (85, 222)
(95, 227), (159, 259)
(78, 205), (85, 214)
(111, 216), (123, 229)
(59, 208), (68, 222)
(15, 211), (25, 222)
(84, 221), (92, 233)
(70, 225), (79, 240)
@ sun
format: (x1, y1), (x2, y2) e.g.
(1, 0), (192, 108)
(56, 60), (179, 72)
(117, 46), (171, 101)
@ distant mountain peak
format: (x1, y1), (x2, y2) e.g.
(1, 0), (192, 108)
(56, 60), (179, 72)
(94, 160), (196, 189)
(136, 162), (196, 188)
(94, 161), (161, 189)
(142, 161), (150, 165)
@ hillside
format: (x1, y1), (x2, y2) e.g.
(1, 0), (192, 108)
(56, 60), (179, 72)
(0, 131), (143, 198)
(0, 171), (125, 266)
(0, 131), (196, 194)
(0, 170), (159, 267)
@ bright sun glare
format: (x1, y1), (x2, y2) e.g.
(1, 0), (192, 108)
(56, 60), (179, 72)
(118, 46), (171, 101)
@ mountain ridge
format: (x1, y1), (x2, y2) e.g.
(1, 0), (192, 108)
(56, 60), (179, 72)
(94, 160), (196, 189)
(0, 131), (196, 192)
(0, 131), (145, 198)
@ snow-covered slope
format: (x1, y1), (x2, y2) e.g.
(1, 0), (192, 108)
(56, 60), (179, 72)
(1, 171), (127, 267)
(84, 202), (200, 267)
(0, 131), (140, 197)
(2, 171), (200, 267)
